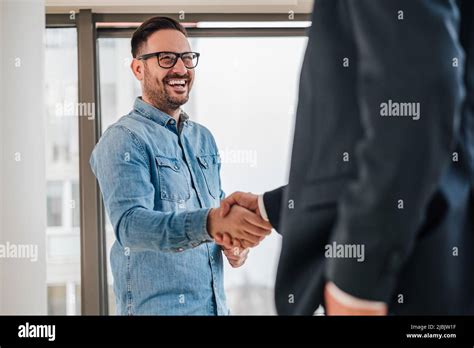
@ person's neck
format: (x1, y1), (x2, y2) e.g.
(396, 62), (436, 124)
(142, 96), (181, 122)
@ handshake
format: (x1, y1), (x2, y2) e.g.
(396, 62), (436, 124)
(207, 192), (273, 267)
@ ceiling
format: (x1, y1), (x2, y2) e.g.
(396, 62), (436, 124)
(46, 0), (314, 14)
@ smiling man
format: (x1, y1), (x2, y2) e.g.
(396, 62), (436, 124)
(89, 16), (271, 315)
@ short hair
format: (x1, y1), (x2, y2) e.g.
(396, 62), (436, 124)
(131, 16), (187, 58)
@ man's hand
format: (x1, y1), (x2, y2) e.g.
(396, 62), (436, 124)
(207, 205), (271, 249)
(216, 191), (272, 248)
(220, 191), (261, 217)
(220, 233), (249, 268)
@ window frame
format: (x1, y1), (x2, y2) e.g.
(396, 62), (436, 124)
(46, 10), (310, 315)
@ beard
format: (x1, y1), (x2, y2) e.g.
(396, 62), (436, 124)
(143, 64), (190, 111)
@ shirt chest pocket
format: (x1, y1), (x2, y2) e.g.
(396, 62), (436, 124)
(197, 154), (221, 199)
(155, 156), (191, 202)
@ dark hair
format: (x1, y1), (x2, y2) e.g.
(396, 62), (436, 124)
(131, 16), (187, 58)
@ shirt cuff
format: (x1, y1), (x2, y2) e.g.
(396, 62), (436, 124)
(257, 194), (269, 221)
(184, 208), (214, 246)
(326, 281), (387, 311)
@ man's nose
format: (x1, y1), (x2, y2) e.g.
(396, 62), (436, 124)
(171, 57), (188, 75)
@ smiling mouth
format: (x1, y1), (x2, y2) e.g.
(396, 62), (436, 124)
(165, 78), (188, 93)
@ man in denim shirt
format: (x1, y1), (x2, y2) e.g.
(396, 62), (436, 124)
(90, 17), (272, 315)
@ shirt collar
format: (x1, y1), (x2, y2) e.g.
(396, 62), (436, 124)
(133, 97), (190, 127)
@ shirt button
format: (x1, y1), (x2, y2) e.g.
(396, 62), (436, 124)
(174, 164), (179, 170)
(124, 247), (130, 256)
(169, 120), (175, 125)
(177, 247), (184, 252)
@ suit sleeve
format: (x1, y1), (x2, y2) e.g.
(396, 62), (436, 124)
(326, 0), (465, 302)
(262, 185), (287, 232)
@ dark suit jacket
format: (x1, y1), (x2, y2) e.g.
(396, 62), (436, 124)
(265, 0), (474, 315)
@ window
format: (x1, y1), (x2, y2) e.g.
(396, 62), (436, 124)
(71, 182), (80, 227)
(47, 284), (81, 315)
(47, 181), (63, 227)
(45, 28), (81, 315)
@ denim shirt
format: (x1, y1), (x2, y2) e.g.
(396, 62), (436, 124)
(90, 97), (228, 315)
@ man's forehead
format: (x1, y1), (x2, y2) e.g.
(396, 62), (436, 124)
(145, 29), (191, 52)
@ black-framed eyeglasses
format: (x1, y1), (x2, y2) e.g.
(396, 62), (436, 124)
(137, 51), (200, 69)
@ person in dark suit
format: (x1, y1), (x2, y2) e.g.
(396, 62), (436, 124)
(218, 0), (474, 315)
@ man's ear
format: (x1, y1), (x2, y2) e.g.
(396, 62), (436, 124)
(131, 58), (144, 81)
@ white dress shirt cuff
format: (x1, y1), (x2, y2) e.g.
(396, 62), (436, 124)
(326, 281), (387, 310)
(257, 194), (269, 221)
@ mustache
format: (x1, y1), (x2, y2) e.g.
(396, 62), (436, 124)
(163, 73), (190, 82)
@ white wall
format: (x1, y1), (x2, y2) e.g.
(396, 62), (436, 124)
(0, 0), (47, 314)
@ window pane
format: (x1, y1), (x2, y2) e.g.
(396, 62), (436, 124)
(189, 37), (306, 314)
(98, 35), (306, 315)
(71, 181), (80, 227)
(47, 181), (63, 227)
(45, 28), (81, 315)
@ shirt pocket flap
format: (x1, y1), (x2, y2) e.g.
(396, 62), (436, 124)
(156, 156), (180, 172)
(196, 154), (220, 199)
(197, 154), (220, 169)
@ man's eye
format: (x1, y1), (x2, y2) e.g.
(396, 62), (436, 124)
(159, 55), (175, 63)
(182, 56), (193, 63)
